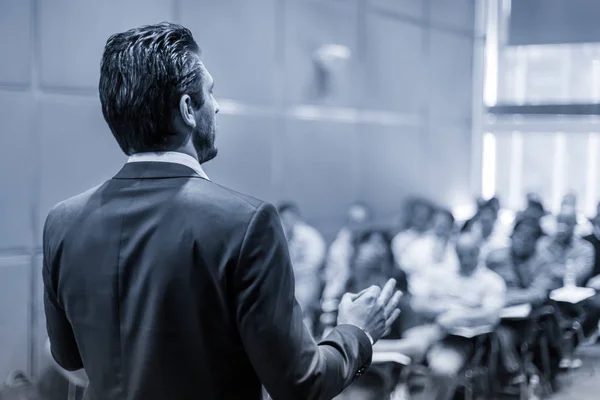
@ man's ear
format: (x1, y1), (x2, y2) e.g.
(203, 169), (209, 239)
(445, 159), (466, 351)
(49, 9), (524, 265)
(179, 94), (196, 128)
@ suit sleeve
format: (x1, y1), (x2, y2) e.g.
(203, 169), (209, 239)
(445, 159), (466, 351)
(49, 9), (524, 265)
(42, 207), (83, 371)
(233, 203), (372, 400)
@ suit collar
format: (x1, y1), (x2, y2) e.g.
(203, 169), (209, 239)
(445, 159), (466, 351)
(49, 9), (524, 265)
(127, 151), (209, 180)
(114, 151), (211, 180)
(114, 161), (209, 180)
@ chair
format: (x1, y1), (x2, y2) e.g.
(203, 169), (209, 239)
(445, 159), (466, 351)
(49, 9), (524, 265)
(456, 330), (499, 400)
(558, 306), (595, 384)
(371, 351), (413, 400)
(494, 304), (556, 399)
(402, 326), (499, 400)
(550, 286), (596, 380)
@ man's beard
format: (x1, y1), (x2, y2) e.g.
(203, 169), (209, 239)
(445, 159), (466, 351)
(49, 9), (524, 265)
(192, 118), (217, 164)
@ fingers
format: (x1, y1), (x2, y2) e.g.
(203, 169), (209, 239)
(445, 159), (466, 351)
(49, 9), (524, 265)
(341, 286), (375, 302)
(384, 290), (402, 318)
(358, 285), (381, 300)
(377, 308), (401, 341)
(341, 292), (358, 302)
(386, 308), (401, 327)
(377, 279), (396, 306)
(382, 327), (391, 338)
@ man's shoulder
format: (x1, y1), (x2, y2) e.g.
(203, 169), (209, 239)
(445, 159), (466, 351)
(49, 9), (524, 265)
(487, 246), (510, 258)
(188, 180), (264, 211)
(574, 236), (595, 253)
(486, 246), (510, 264)
(174, 180), (275, 234)
(409, 233), (435, 248)
(536, 235), (552, 250)
(46, 183), (107, 227)
(296, 222), (325, 244)
(478, 266), (507, 290)
(47, 179), (270, 236)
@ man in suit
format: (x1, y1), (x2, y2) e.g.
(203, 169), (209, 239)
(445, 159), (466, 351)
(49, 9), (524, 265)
(42, 22), (401, 400)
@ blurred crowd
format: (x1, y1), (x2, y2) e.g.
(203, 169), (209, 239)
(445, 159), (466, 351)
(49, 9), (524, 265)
(278, 192), (600, 400)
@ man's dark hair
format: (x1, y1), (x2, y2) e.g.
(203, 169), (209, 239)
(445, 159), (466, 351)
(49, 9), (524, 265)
(526, 199), (545, 212)
(277, 202), (300, 216)
(478, 197), (499, 213)
(434, 208), (455, 226)
(353, 226), (393, 248)
(409, 197), (434, 214)
(512, 215), (544, 240)
(349, 226), (408, 292)
(99, 22), (204, 155)
(352, 226), (395, 266)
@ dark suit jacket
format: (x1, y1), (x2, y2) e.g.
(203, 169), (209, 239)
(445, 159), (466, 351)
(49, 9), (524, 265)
(43, 161), (372, 400)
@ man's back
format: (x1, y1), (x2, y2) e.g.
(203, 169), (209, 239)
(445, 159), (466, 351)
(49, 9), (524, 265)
(43, 162), (373, 400)
(44, 162), (266, 399)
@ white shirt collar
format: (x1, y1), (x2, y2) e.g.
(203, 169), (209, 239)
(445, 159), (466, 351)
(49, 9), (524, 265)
(127, 151), (210, 181)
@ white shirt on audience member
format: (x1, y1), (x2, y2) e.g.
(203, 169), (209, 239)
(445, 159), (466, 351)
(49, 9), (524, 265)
(287, 221), (327, 312)
(469, 220), (511, 261)
(399, 233), (459, 295)
(322, 228), (353, 301)
(391, 228), (428, 267)
(414, 265), (506, 327)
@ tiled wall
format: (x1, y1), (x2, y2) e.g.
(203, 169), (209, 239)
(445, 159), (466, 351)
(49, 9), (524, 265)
(0, 0), (481, 379)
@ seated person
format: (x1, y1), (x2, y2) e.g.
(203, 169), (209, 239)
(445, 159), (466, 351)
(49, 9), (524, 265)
(335, 227), (407, 400)
(463, 197), (511, 260)
(321, 203), (372, 306)
(375, 233), (506, 400)
(538, 207), (597, 368)
(518, 193), (547, 223)
(391, 198), (434, 264)
(538, 207), (594, 289)
(582, 209), (600, 340)
(277, 202), (326, 332)
(541, 192), (594, 237)
(399, 208), (459, 296)
(487, 216), (561, 382)
(487, 215), (556, 307)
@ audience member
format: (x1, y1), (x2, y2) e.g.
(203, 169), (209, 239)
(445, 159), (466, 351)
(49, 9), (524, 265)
(399, 208), (459, 295)
(539, 208), (597, 369)
(463, 197), (511, 260)
(578, 210), (600, 341)
(519, 193), (547, 222)
(277, 202), (327, 331)
(322, 203), (372, 304)
(541, 192), (593, 237)
(377, 233), (506, 400)
(488, 216), (556, 307)
(336, 227), (407, 400)
(538, 208), (595, 289)
(583, 208), (600, 290)
(487, 216), (560, 383)
(391, 198), (434, 266)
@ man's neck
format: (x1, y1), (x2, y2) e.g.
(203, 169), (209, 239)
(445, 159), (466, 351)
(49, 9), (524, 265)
(434, 233), (450, 243)
(481, 225), (494, 239)
(166, 146), (200, 163)
(511, 248), (533, 264)
(555, 236), (573, 248)
(459, 268), (477, 278)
